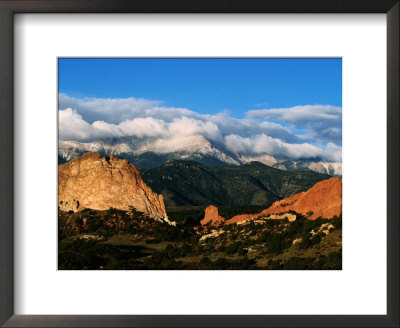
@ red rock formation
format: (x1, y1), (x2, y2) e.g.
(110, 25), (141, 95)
(225, 177), (342, 224)
(261, 177), (342, 220)
(200, 205), (226, 226)
(58, 152), (173, 224)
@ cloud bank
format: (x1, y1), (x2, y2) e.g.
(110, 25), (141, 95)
(247, 105), (342, 145)
(59, 94), (342, 162)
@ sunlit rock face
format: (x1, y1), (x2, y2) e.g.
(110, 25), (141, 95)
(260, 177), (342, 220)
(225, 177), (342, 224)
(200, 205), (226, 226)
(58, 152), (173, 224)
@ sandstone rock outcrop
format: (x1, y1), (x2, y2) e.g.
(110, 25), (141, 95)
(200, 205), (226, 226)
(225, 213), (255, 224)
(260, 177), (342, 220)
(58, 152), (174, 224)
(228, 213), (297, 225)
(225, 177), (342, 224)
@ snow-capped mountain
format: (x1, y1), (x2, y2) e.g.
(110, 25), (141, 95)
(237, 154), (277, 167)
(136, 135), (240, 165)
(272, 160), (342, 176)
(59, 135), (241, 167)
(58, 135), (341, 175)
(306, 161), (342, 176)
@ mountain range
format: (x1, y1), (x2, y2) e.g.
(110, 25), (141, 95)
(140, 160), (331, 208)
(58, 135), (342, 176)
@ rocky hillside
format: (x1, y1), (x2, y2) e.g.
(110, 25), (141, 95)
(58, 152), (173, 225)
(226, 177), (342, 224)
(140, 160), (331, 207)
(259, 177), (342, 220)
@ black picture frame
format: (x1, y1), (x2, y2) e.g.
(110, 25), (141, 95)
(0, 1), (398, 327)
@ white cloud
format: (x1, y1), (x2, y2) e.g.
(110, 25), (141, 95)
(224, 134), (341, 162)
(246, 105), (342, 123)
(59, 94), (302, 143)
(59, 93), (162, 124)
(58, 94), (342, 162)
(59, 110), (221, 142)
(247, 105), (342, 145)
(324, 142), (342, 162)
(118, 117), (167, 138)
(59, 108), (117, 140)
(168, 117), (222, 140)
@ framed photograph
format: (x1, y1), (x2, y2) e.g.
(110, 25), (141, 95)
(57, 57), (343, 271)
(0, 0), (398, 327)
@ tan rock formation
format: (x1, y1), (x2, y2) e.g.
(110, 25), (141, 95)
(234, 213), (297, 225)
(200, 205), (226, 226)
(58, 152), (174, 224)
(225, 177), (342, 224)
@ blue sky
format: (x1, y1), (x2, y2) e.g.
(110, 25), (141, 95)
(58, 58), (341, 118)
(58, 58), (342, 162)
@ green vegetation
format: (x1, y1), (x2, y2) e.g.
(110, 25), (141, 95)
(58, 207), (342, 270)
(140, 160), (331, 207)
(267, 250), (342, 270)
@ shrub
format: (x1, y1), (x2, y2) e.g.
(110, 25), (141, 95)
(332, 214), (342, 229)
(267, 235), (286, 253)
(200, 256), (212, 265)
(213, 258), (230, 269)
(237, 246), (248, 256)
(230, 258), (256, 269)
(145, 238), (161, 244)
(267, 259), (282, 270)
(225, 243), (238, 255)
(298, 232), (312, 249)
